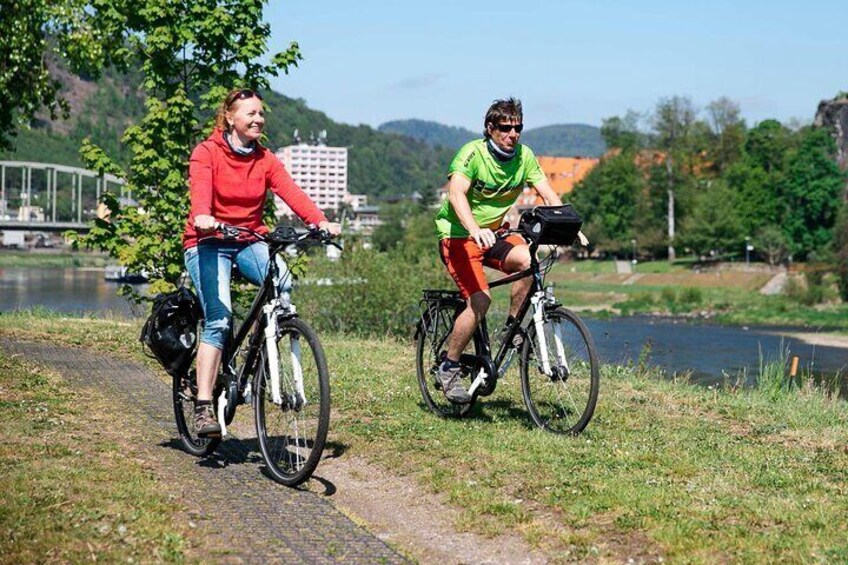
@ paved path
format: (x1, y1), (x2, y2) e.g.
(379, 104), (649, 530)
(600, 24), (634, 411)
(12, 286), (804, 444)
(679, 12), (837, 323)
(1, 338), (408, 564)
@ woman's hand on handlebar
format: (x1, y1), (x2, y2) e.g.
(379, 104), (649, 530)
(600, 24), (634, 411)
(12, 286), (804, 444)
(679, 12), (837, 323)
(318, 220), (341, 237)
(194, 214), (217, 234)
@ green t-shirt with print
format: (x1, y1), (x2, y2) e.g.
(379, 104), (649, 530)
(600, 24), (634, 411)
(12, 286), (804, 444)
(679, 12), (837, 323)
(434, 139), (545, 240)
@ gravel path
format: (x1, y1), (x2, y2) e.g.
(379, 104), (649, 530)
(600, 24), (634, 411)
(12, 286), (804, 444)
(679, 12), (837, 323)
(1, 338), (408, 564)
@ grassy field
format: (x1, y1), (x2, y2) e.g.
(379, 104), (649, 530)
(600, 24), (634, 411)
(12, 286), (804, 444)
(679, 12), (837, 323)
(0, 339), (192, 563)
(1, 311), (847, 563)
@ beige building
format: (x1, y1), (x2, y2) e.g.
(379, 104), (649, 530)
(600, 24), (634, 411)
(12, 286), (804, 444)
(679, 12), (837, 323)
(275, 142), (350, 216)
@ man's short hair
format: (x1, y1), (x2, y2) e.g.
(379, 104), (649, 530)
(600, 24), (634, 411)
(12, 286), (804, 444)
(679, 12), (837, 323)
(484, 98), (523, 138)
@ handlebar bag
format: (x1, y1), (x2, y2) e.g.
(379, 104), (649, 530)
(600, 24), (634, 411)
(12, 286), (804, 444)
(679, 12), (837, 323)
(518, 204), (583, 245)
(140, 286), (202, 377)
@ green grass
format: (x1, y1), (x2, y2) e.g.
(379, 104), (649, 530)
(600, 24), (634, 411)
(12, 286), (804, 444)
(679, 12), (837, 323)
(1, 311), (846, 562)
(0, 249), (109, 268)
(0, 343), (193, 563)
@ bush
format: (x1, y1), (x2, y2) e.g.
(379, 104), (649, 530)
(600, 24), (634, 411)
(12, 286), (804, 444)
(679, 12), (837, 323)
(295, 246), (451, 338)
(679, 287), (703, 304)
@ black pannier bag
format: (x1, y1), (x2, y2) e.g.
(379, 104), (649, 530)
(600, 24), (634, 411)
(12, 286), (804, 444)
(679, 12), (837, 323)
(140, 287), (202, 377)
(518, 204), (583, 245)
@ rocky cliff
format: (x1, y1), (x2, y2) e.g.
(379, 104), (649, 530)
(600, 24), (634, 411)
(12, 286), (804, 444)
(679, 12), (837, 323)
(814, 95), (848, 171)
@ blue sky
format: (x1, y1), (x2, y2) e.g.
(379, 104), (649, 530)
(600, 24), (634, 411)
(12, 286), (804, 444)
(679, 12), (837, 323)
(266, 0), (846, 131)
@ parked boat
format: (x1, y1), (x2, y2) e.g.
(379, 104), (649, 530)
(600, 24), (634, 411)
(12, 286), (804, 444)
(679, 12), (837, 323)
(104, 265), (149, 284)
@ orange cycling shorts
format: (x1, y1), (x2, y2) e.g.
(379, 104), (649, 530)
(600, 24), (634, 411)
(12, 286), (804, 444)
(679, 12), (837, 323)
(439, 233), (526, 298)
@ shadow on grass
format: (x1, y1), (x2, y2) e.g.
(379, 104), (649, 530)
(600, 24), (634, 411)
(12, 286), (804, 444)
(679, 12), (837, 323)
(415, 398), (537, 430)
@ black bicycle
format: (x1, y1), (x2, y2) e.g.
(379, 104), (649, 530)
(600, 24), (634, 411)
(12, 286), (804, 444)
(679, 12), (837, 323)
(416, 227), (599, 435)
(172, 224), (338, 486)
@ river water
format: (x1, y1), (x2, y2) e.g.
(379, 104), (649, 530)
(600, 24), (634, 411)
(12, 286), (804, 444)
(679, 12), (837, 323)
(1, 267), (846, 391)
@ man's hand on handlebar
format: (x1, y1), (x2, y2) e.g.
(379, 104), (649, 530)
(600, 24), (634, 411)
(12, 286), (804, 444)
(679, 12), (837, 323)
(576, 230), (590, 247)
(470, 227), (496, 249)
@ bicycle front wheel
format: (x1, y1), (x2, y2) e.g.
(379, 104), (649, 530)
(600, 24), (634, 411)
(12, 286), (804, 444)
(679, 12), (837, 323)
(520, 307), (599, 434)
(255, 317), (330, 487)
(172, 371), (221, 456)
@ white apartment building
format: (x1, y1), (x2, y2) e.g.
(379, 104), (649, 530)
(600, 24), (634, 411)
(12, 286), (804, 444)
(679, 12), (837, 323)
(275, 143), (349, 216)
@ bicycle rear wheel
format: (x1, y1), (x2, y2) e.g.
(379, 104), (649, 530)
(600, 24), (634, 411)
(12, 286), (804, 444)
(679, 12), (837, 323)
(255, 317), (330, 487)
(520, 307), (599, 434)
(172, 371), (221, 456)
(415, 301), (474, 418)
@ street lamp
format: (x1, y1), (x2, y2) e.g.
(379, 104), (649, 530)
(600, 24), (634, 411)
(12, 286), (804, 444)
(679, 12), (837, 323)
(631, 239), (637, 268)
(744, 236), (752, 265)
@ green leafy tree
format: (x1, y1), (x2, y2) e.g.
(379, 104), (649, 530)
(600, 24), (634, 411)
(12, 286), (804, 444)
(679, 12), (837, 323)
(652, 96), (698, 260)
(722, 161), (779, 236)
(678, 180), (744, 255)
(600, 111), (643, 152)
(0, 0), (127, 149)
(570, 151), (643, 254)
(705, 97), (746, 173)
(74, 0), (302, 292)
(833, 207), (848, 300)
(781, 128), (845, 259)
(744, 119), (793, 174)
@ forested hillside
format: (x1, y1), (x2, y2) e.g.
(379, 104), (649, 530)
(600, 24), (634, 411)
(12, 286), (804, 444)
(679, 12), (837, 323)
(0, 69), (453, 200)
(379, 119), (477, 150)
(378, 118), (605, 157)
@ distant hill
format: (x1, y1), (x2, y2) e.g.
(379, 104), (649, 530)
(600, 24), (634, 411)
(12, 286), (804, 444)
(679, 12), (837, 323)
(378, 119), (606, 157)
(521, 124), (606, 157)
(379, 119), (477, 150)
(0, 69), (453, 201)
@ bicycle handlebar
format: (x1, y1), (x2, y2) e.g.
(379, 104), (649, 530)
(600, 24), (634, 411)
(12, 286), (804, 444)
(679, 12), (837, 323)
(212, 223), (343, 250)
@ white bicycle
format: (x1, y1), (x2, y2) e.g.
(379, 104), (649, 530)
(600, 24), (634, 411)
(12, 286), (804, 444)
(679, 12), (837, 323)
(172, 224), (337, 486)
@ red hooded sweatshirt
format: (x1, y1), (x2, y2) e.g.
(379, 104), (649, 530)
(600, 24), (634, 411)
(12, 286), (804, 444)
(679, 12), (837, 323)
(183, 128), (327, 248)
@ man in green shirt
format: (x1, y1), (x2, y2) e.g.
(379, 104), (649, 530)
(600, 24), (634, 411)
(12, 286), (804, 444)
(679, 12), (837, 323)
(434, 98), (564, 403)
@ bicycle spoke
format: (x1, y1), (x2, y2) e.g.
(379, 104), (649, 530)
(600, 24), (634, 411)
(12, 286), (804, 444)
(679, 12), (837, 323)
(256, 318), (329, 486)
(521, 308), (599, 434)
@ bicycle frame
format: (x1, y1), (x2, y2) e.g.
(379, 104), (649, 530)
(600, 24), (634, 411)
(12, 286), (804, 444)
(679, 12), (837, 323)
(461, 241), (565, 398)
(214, 235), (303, 436)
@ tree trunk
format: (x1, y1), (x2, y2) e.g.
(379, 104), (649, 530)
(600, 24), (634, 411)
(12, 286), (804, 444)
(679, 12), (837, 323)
(666, 157), (676, 261)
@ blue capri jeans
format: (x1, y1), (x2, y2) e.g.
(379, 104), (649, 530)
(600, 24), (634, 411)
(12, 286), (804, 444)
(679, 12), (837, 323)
(184, 240), (292, 351)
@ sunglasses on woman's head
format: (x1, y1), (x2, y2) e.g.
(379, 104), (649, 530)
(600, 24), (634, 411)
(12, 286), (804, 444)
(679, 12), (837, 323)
(495, 123), (523, 133)
(226, 89), (263, 106)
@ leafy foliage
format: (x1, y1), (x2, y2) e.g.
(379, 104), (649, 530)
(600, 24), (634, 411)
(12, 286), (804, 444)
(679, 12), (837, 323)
(0, 0), (133, 150)
(69, 0), (302, 293)
(577, 96), (846, 265)
(781, 128), (845, 259)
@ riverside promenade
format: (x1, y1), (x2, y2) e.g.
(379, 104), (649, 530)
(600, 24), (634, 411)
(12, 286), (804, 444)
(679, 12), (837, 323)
(1, 337), (408, 564)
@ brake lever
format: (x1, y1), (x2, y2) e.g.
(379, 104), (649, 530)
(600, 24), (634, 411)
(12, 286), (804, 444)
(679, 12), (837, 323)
(219, 225), (240, 240)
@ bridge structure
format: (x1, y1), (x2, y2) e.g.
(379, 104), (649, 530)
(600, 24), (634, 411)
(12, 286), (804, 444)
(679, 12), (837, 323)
(0, 160), (129, 233)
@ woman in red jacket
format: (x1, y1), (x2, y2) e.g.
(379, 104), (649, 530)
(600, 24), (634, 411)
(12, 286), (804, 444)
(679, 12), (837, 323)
(183, 88), (341, 437)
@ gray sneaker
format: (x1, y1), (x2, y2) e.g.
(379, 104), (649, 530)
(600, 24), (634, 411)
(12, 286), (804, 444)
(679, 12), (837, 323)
(436, 363), (472, 404)
(194, 404), (222, 437)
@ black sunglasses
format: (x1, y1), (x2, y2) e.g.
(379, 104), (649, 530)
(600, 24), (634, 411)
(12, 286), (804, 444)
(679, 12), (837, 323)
(226, 88), (263, 106)
(495, 123), (524, 133)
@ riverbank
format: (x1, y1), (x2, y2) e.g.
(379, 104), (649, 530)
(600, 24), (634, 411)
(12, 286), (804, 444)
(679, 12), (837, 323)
(0, 248), (109, 268)
(1, 312), (846, 562)
(544, 261), (848, 332)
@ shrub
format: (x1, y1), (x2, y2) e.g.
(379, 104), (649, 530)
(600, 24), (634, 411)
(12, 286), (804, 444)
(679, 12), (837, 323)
(295, 246), (451, 338)
(679, 287), (703, 304)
